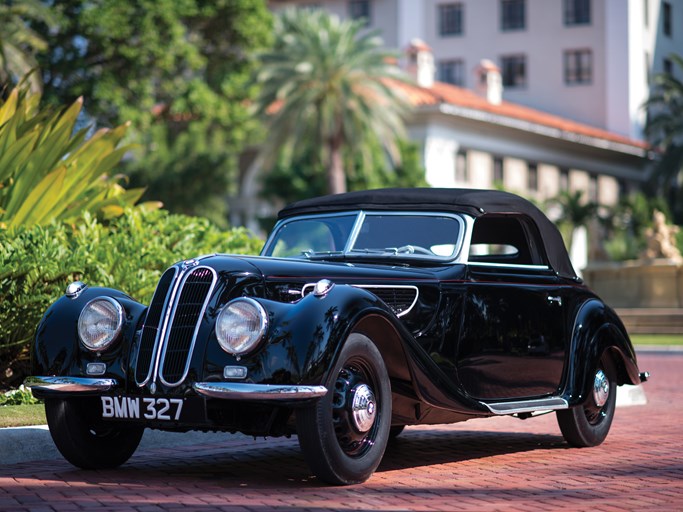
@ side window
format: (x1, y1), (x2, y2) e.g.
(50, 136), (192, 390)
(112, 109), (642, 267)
(468, 215), (545, 266)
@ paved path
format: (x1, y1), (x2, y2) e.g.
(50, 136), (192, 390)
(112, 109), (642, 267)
(1, 351), (680, 512)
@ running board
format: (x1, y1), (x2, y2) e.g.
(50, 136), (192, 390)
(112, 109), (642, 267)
(483, 397), (569, 415)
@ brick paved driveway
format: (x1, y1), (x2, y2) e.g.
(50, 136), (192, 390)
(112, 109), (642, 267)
(1, 351), (681, 512)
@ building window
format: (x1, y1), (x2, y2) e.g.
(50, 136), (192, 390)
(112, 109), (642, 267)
(528, 163), (538, 191)
(438, 3), (464, 36)
(663, 1), (672, 36)
(560, 168), (569, 190)
(455, 149), (468, 183)
(589, 174), (598, 202)
(501, 0), (525, 31)
(564, 0), (590, 25)
(501, 54), (527, 87)
(349, 0), (371, 24)
(493, 157), (504, 184)
(564, 49), (592, 84)
(438, 59), (465, 85)
(664, 57), (673, 74)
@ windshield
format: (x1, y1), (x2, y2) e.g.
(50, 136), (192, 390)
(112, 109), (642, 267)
(263, 212), (463, 261)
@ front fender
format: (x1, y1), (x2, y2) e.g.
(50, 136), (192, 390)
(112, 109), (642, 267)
(201, 284), (488, 415)
(562, 299), (641, 406)
(31, 286), (147, 387)
(201, 284), (394, 387)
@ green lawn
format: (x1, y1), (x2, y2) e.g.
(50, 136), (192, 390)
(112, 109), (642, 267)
(0, 404), (46, 428)
(631, 334), (683, 345)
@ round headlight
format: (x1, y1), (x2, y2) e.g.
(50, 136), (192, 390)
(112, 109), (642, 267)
(77, 297), (124, 352)
(215, 298), (268, 356)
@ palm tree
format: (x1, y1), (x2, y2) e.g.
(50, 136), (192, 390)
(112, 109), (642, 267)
(644, 53), (683, 222)
(547, 190), (598, 251)
(0, 0), (56, 93)
(253, 8), (412, 195)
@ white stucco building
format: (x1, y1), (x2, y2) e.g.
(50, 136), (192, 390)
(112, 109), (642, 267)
(270, 0), (683, 140)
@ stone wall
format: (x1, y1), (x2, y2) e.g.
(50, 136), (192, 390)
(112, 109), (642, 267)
(583, 260), (683, 308)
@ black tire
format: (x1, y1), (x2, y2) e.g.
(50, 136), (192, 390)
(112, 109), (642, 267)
(389, 425), (405, 440)
(45, 397), (144, 469)
(556, 355), (617, 447)
(296, 333), (391, 485)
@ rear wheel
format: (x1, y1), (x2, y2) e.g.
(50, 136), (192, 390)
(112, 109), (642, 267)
(556, 355), (617, 447)
(296, 333), (391, 485)
(45, 397), (144, 469)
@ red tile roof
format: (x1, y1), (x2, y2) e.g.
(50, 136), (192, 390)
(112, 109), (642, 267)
(392, 79), (648, 151)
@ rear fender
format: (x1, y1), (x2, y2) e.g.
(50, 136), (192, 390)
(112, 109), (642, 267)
(563, 299), (641, 406)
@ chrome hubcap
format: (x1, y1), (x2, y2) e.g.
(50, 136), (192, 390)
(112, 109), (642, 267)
(593, 369), (610, 407)
(350, 384), (376, 433)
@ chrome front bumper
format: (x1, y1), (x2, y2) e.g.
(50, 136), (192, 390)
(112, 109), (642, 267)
(25, 376), (118, 394)
(193, 382), (328, 400)
(25, 376), (328, 401)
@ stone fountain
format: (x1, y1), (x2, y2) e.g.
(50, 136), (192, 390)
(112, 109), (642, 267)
(582, 210), (683, 333)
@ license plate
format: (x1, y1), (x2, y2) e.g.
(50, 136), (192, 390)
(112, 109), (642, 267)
(101, 396), (185, 421)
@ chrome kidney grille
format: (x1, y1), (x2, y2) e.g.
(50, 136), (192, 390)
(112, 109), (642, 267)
(135, 265), (217, 388)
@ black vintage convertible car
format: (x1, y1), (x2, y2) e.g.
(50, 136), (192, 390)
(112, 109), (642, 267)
(26, 188), (647, 485)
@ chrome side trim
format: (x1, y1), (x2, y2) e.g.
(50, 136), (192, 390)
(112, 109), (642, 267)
(483, 397), (568, 415)
(24, 376), (118, 394)
(353, 284), (419, 317)
(301, 283), (420, 317)
(193, 382), (328, 400)
(159, 266), (218, 387)
(468, 262), (551, 271)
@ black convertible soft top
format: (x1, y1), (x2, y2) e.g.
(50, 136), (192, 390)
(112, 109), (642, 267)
(279, 188), (577, 279)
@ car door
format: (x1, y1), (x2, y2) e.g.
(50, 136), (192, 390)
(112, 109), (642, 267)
(455, 215), (568, 401)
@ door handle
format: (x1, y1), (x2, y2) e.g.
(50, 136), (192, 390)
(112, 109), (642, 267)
(547, 295), (562, 306)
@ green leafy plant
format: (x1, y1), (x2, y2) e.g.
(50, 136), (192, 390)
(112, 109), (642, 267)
(0, 385), (40, 406)
(0, 208), (263, 388)
(0, 87), (148, 229)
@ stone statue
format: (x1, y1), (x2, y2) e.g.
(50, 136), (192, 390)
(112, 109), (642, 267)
(641, 209), (683, 263)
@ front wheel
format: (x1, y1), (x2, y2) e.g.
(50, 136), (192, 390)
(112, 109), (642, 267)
(45, 397), (144, 469)
(296, 333), (391, 485)
(556, 355), (617, 447)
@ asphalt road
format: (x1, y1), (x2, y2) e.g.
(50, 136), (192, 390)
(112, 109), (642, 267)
(0, 350), (680, 511)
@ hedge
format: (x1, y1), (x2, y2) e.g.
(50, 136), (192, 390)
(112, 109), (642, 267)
(0, 208), (263, 388)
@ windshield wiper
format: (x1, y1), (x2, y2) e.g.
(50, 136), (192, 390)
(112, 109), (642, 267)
(303, 250), (345, 259)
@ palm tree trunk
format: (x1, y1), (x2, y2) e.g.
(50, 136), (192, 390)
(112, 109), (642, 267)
(327, 134), (346, 194)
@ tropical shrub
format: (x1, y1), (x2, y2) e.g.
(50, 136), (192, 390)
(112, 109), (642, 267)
(0, 208), (263, 388)
(0, 87), (147, 229)
(0, 385), (40, 406)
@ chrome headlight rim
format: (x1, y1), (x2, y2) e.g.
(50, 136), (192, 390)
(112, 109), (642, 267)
(215, 297), (269, 356)
(77, 296), (125, 352)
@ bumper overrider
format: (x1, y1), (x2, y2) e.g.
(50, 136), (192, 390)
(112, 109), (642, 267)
(25, 376), (328, 400)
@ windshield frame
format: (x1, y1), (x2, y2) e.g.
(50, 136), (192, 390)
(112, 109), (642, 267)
(261, 210), (468, 263)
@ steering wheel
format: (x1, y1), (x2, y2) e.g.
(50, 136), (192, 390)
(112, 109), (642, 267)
(394, 245), (433, 255)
